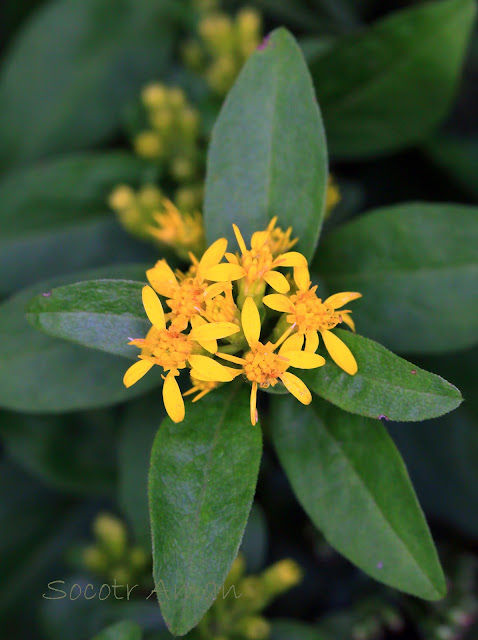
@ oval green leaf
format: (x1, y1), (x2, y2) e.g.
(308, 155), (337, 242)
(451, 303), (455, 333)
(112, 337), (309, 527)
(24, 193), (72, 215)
(149, 385), (262, 635)
(0, 265), (161, 413)
(302, 329), (461, 421)
(204, 28), (328, 260)
(92, 621), (142, 640)
(271, 396), (446, 600)
(27, 279), (149, 359)
(315, 203), (478, 353)
(311, 0), (476, 157)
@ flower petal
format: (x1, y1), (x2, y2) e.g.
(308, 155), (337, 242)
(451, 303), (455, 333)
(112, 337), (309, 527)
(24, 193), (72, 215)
(321, 330), (358, 375)
(275, 251), (308, 268)
(233, 224), (248, 255)
(264, 270), (290, 294)
(324, 291), (362, 309)
(188, 355), (235, 382)
(189, 322), (240, 341)
(263, 294), (293, 313)
(142, 285), (166, 330)
(341, 311), (356, 332)
(250, 381), (258, 425)
(215, 352), (247, 365)
(198, 237), (227, 275)
(225, 252), (239, 264)
(279, 332), (304, 355)
(279, 372), (312, 405)
(204, 263), (246, 282)
(293, 266), (311, 291)
(204, 282), (228, 298)
(251, 230), (268, 249)
(163, 373), (185, 423)
(281, 350), (326, 369)
(123, 359), (153, 388)
(305, 330), (319, 353)
(146, 259), (178, 297)
(242, 297), (261, 345)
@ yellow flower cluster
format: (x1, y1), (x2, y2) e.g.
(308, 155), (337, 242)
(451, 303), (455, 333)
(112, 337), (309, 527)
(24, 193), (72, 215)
(183, 6), (262, 96)
(134, 84), (202, 188)
(124, 218), (361, 426)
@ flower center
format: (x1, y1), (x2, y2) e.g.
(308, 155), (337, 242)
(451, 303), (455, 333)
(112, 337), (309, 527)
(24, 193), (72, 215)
(204, 294), (237, 323)
(150, 328), (193, 371)
(288, 290), (341, 333)
(243, 343), (288, 388)
(241, 246), (274, 283)
(167, 277), (208, 328)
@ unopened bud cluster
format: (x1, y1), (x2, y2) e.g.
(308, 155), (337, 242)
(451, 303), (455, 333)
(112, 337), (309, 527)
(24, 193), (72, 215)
(197, 555), (303, 640)
(183, 6), (262, 96)
(82, 513), (151, 587)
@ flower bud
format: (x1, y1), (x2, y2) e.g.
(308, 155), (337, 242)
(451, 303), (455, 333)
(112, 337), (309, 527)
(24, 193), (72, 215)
(93, 513), (127, 559)
(83, 545), (107, 574)
(234, 616), (270, 640)
(134, 131), (163, 159)
(108, 185), (135, 211)
(141, 83), (167, 109)
(261, 559), (303, 598)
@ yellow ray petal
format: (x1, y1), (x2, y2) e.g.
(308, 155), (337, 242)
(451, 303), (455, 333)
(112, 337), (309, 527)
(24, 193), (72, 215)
(341, 311), (356, 332)
(281, 350), (326, 369)
(225, 252), (239, 264)
(215, 352), (247, 365)
(279, 372), (312, 405)
(264, 270), (290, 293)
(163, 373), (185, 423)
(293, 266), (311, 291)
(204, 282), (228, 299)
(189, 322), (240, 341)
(324, 291), (362, 309)
(279, 332), (304, 355)
(188, 355), (235, 382)
(142, 286), (166, 330)
(274, 251), (308, 268)
(123, 359), (154, 388)
(204, 263), (246, 282)
(146, 259), (178, 297)
(305, 330), (319, 353)
(233, 224), (248, 255)
(251, 230), (268, 249)
(188, 314), (217, 353)
(242, 297), (261, 345)
(321, 330), (358, 375)
(263, 294), (293, 313)
(198, 237), (227, 275)
(250, 381), (258, 425)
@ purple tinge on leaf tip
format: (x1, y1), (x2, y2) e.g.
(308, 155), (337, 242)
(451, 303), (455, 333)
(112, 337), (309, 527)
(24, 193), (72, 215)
(41, 292), (52, 297)
(378, 414), (390, 421)
(258, 35), (271, 51)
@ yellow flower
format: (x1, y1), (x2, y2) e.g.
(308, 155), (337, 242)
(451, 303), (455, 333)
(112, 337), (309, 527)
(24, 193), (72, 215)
(263, 266), (361, 375)
(217, 297), (325, 425)
(123, 286), (239, 422)
(326, 175), (340, 215)
(147, 197), (206, 260)
(206, 222), (307, 301)
(147, 237), (243, 332)
(183, 374), (221, 403)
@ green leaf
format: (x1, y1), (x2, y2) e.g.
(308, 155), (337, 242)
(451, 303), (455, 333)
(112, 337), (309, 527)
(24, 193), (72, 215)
(0, 0), (176, 166)
(271, 620), (328, 640)
(271, 396), (446, 600)
(0, 409), (117, 496)
(204, 28), (328, 260)
(311, 0), (476, 157)
(92, 621), (142, 640)
(315, 203), (478, 353)
(424, 135), (478, 200)
(27, 279), (149, 359)
(0, 265), (161, 413)
(0, 152), (153, 296)
(119, 393), (165, 549)
(149, 385), (262, 635)
(302, 329), (462, 422)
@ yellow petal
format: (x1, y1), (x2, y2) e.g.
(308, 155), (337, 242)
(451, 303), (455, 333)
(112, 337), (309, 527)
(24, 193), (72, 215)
(250, 381), (258, 425)
(225, 252), (239, 264)
(263, 294), (293, 313)
(275, 251), (308, 268)
(281, 350), (326, 369)
(264, 270), (290, 293)
(341, 311), (356, 332)
(189, 316), (218, 353)
(204, 282), (228, 298)
(233, 224), (248, 255)
(216, 352), (247, 365)
(142, 286), (165, 330)
(251, 230), (268, 249)
(123, 359), (153, 387)
(321, 330), (358, 375)
(163, 373), (185, 423)
(324, 291), (362, 310)
(146, 259), (178, 297)
(293, 266), (311, 291)
(204, 264), (246, 282)
(198, 237), (227, 275)
(305, 330), (319, 353)
(188, 355), (235, 382)
(279, 372), (312, 404)
(279, 332), (304, 355)
(189, 322), (240, 341)
(242, 297), (261, 345)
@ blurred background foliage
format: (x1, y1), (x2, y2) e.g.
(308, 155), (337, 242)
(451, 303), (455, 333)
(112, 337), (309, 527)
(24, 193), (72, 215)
(0, 0), (478, 638)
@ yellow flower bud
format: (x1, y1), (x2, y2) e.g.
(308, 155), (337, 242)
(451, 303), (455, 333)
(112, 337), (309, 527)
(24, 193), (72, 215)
(109, 566), (131, 585)
(150, 108), (174, 133)
(234, 616), (270, 640)
(138, 185), (163, 209)
(182, 39), (205, 71)
(326, 175), (341, 214)
(261, 559), (303, 597)
(237, 8), (261, 40)
(108, 185), (135, 211)
(171, 156), (196, 182)
(167, 87), (186, 109)
(175, 185), (203, 212)
(134, 131), (164, 159)
(180, 107), (200, 137)
(206, 54), (238, 95)
(129, 546), (150, 571)
(141, 83), (167, 109)
(83, 545), (107, 573)
(199, 14), (234, 53)
(93, 513), (127, 559)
